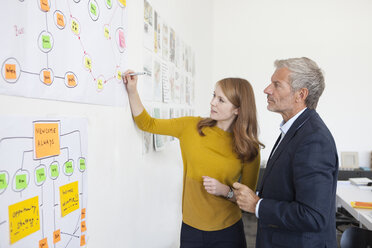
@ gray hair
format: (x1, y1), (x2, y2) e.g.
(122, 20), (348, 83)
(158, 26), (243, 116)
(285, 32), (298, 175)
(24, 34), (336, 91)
(274, 57), (325, 109)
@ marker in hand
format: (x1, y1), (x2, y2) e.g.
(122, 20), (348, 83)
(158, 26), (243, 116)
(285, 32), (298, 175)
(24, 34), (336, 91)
(128, 72), (147, 76)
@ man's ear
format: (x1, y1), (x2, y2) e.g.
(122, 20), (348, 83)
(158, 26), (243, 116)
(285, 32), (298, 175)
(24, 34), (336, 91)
(297, 88), (309, 102)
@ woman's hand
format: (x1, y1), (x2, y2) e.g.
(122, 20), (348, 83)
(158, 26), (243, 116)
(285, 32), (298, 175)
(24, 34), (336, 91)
(123, 69), (138, 95)
(202, 176), (229, 197)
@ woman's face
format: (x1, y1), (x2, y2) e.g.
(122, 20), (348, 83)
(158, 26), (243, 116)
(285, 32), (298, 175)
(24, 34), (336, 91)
(210, 84), (238, 127)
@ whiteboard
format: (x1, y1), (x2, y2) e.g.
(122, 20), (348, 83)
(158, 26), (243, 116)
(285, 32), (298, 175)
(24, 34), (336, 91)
(0, 0), (128, 106)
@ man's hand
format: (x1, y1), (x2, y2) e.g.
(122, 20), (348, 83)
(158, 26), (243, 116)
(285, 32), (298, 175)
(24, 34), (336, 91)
(233, 182), (260, 213)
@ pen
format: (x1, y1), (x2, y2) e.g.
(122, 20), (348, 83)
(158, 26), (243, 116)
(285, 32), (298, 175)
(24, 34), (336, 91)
(128, 72), (147, 76)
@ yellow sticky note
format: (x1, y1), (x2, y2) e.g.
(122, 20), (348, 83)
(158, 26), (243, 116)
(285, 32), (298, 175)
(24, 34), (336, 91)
(57, 13), (65, 27)
(104, 27), (109, 39)
(39, 238), (48, 248)
(97, 78), (103, 90)
(81, 208), (86, 219)
(9, 196), (40, 244)
(80, 234), (86, 246)
(5, 64), (16, 79)
(85, 57), (92, 70)
(43, 70), (51, 85)
(60, 181), (79, 217)
(117, 71), (122, 80)
(53, 229), (61, 244)
(71, 20), (80, 35)
(34, 122), (60, 159)
(119, 0), (126, 6)
(67, 74), (77, 87)
(81, 221), (87, 232)
(40, 0), (50, 12)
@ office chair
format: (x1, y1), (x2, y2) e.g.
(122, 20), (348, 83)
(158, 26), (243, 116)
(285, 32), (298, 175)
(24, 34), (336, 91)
(340, 226), (372, 248)
(336, 207), (359, 232)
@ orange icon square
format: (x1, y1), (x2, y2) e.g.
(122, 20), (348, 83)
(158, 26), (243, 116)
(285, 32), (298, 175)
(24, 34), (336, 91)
(40, 0), (50, 12)
(5, 64), (16, 79)
(67, 74), (76, 87)
(57, 13), (65, 27)
(43, 70), (51, 85)
(53, 229), (61, 244)
(39, 238), (49, 248)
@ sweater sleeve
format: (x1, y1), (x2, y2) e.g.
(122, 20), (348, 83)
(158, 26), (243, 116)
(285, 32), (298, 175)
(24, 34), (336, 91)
(240, 152), (260, 191)
(133, 109), (196, 138)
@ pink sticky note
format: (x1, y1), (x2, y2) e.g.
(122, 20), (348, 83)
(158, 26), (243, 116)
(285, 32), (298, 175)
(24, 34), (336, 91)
(119, 30), (126, 48)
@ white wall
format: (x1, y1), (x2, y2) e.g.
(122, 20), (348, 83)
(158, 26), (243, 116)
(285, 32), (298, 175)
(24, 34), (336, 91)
(0, 0), (214, 247)
(212, 0), (372, 167)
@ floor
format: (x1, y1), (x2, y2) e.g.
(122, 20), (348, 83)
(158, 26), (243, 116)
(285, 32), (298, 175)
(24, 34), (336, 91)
(242, 212), (344, 248)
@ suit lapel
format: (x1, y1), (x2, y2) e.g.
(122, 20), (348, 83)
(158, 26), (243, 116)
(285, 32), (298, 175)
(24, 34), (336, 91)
(258, 109), (315, 195)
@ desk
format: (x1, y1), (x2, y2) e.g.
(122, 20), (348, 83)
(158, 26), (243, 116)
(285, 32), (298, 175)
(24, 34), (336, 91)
(336, 181), (372, 230)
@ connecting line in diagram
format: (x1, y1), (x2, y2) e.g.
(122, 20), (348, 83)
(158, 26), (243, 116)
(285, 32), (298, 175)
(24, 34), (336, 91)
(0, 119), (88, 247)
(1, 0), (127, 94)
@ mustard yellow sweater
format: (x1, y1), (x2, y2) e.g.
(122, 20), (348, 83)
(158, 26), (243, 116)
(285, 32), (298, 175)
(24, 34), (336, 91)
(134, 110), (260, 231)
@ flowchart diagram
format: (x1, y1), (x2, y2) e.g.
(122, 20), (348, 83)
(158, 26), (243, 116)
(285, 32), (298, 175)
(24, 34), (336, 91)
(0, 116), (88, 248)
(0, 0), (128, 105)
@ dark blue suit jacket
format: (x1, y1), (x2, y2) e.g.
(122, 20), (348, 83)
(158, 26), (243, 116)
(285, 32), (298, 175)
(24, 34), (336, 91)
(256, 109), (338, 248)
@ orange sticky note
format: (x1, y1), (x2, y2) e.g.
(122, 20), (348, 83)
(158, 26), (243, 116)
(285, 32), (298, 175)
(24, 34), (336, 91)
(40, 0), (50, 12)
(39, 238), (48, 248)
(67, 74), (76, 87)
(43, 70), (51, 85)
(53, 229), (61, 244)
(34, 122), (60, 159)
(80, 235), (86, 246)
(81, 208), (86, 219)
(81, 221), (87, 232)
(5, 64), (16, 79)
(57, 13), (65, 27)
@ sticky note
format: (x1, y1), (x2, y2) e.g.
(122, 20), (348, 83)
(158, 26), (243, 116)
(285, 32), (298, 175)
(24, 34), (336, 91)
(42, 35), (51, 49)
(34, 122), (60, 159)
(5, 64), (16, 79)
(90, 3), (97, 16)
(104, 27), (109, 38)
(50, 164), (59, 178)
(81, 208), (86, 219)
(57, 13), (65, 27)
(16, 174), (27, 190)
(43, 70), (51, 85)
(80, 235), (86, 246)
(67, 74), (77, 87)
(64, 161), (73, 174)
(119, 30), (126, 48)
(9, 196), (40, 244)
(36, 168), (46, 183)
(119, 0), (126, 7)
(0, 173), (7, 189)
(81, 221), (87, 232)
(97, 78), (103, 90)
(40, 0), (50, 12)
(71, 20), (79, 35)
(106, 0), (112, 7)
(53, 229), (61, 244)
(60, 181), (79, 217)
(117, 70), (122, 80)
(84, 57), (92, 70)
(79, 158), (86, 171)
(39, 238), (48, 248)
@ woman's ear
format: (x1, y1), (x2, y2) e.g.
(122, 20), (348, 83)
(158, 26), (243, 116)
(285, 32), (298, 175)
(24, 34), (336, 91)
(234, 108), (239, 115)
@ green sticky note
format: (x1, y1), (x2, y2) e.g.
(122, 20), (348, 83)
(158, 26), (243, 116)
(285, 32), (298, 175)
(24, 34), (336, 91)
(90, 3), (97, 16)
(107, 0), (112, 7)
(36, 168), (46, 183)
(79, 158), (86, 171)
(42, 35), (51, 49)
(50, 164), (59, 178)
(16, 174), (27, 189)
(65, 161), (73, 174)
(0, 173), (7, 189)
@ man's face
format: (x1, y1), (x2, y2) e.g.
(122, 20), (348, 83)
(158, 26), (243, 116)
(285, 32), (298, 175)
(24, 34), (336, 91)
(264, 67), (297, 118)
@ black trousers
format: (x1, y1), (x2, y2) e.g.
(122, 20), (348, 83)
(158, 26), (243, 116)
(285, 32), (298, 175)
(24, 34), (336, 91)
(180, 219), (247, 248)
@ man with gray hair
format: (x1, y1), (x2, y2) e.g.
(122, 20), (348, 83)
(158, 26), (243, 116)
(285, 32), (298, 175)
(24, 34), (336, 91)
(233, 57), (338, 247)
